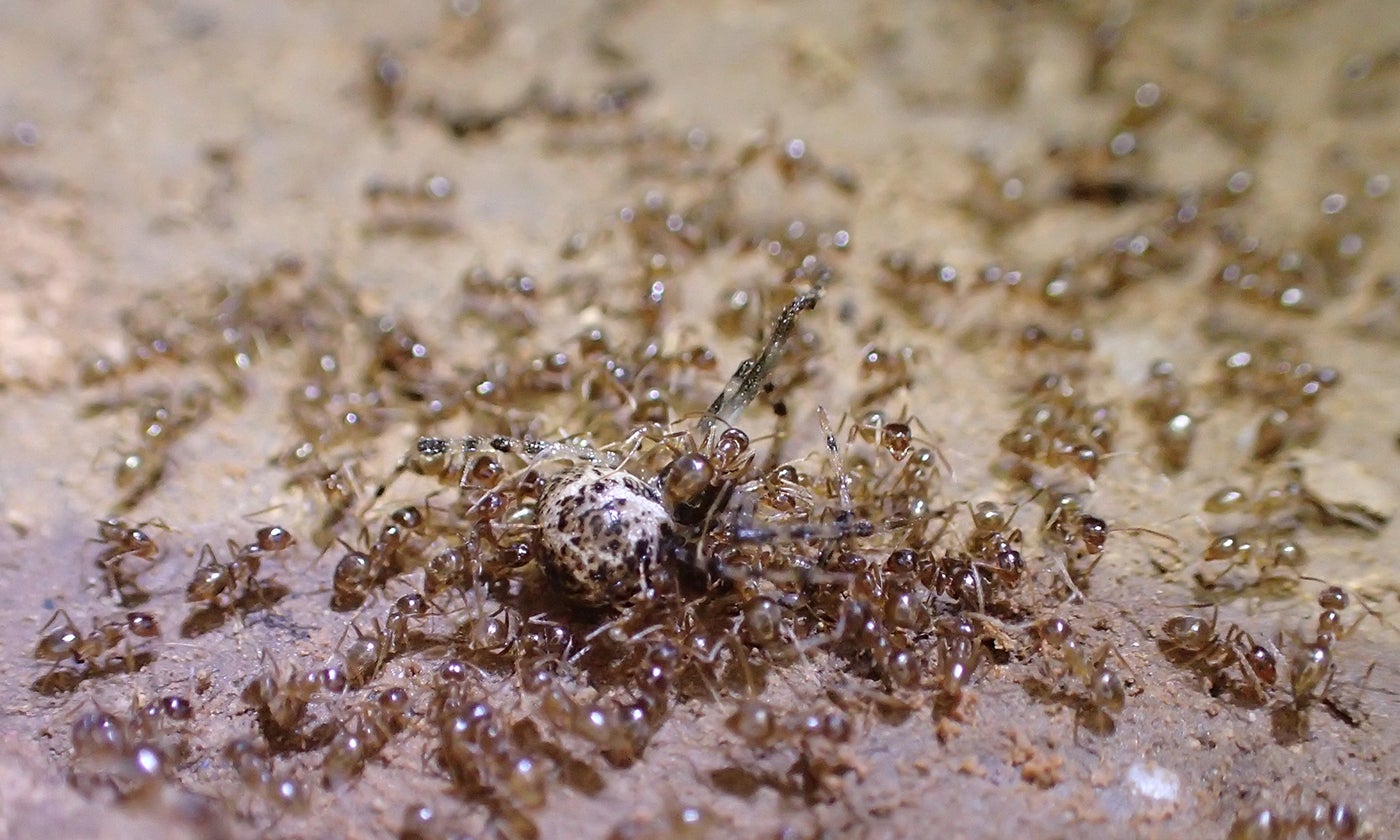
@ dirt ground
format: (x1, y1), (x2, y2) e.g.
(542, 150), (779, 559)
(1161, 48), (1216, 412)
(3, 2), (1400, 839)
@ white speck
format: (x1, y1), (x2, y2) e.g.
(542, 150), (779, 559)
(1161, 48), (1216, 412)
(1127, 762), (1180, 802)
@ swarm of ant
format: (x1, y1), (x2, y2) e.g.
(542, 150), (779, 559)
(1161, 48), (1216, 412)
(30, 20), (1400, 839)
(46, 238), (1387, 836)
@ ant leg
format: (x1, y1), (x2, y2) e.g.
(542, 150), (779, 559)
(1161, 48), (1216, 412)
(599, 427), (651, 478)
(120, 636), (140, 674)
(1049, 551), (1087, 604)
(817, 406), (853, 517)
(1098, 641), (1140, 690)
(39, 608), (74, 636)
(1195, 558), (1244, 590)
(460, 434), (619, 468)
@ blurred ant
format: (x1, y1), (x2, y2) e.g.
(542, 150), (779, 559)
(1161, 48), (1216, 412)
(853, 345), (923, 406)
(1227, 785), (1366, 840)
(323, 686), (412, 787)
(241, 650), (348, 740)
(34, 608), (160, 688)
(1135, 359), (1196, 472)
(225, 737), (310, 817)
(69, 703), (183, 801)
(722, 697), (857, 801)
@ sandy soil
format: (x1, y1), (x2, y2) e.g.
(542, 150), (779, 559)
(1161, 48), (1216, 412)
(2, 2), (1400, 839)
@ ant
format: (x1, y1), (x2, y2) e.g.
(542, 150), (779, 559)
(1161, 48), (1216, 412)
(362, 173), (457, 237)
(920, 499), (1029, 615)
(69, 702), (186, 800)
(1029, 617), (1133, 736)
(335, 614), (421, 687)
(323, 686), (413, 787)
(1044, 492), (1179, 596)
(68, 692), (197, 797)
(1135, 359), (1196, 472)
(1266, 583), (1386, 742)
(90, 516), (170, 605)
(931, 616), (983, 707)
(1159, 606), (1277, 705)
(184, 525), (296, 632)
(330, 504), (427, 610)
(225, 737), (310, 817)
(1289, 586), (1365, 720)
(965, 501), (1028, 589)
(841, 408), (951, 517)
(110, 386), (214, 513)
(242, 652), (347, 738)
(429, 699), (551, 834)
(853, 345), (921, 406)
(34, 608), (160, 679)
(1227, 786), (1365, 839)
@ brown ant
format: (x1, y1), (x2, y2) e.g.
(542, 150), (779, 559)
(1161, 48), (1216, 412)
(34, 608), (160, 686)
(1044, 493), (1179, 596)
(1292, 588), (1361, 713)
(110, 386), (215, 513)
(1196, 470), (1384, 591)
(329, 504), (427, 610)
(844, 408), (931, 463)
(965, 500), (1027, 588)
(932, 616), (983, 707)
(336, 613), (419, 688)
(90, 516), (170, 605)
(1135, 359), (1196, 472)
(1227, 786), (1366, 839)
(853, 345), (921, 406)
(242, 652), (347, 740)
(1266, 583), (1386, 742)
(184, 525), (296, 633)
(429, 700), (552, 835)
(1159, 607), (1277, 705)
(362, 173), (457, 237)
(69, 703), (183, 800)
(722, 698), (857, 801)
(225, 737), (310, 817)
(1029, 617), (1132, 736)
(323, 686), (413, 787)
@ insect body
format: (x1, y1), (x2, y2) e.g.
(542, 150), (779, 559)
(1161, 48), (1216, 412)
(34, 609), (160, 674)
(536, 465), (674, 607)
